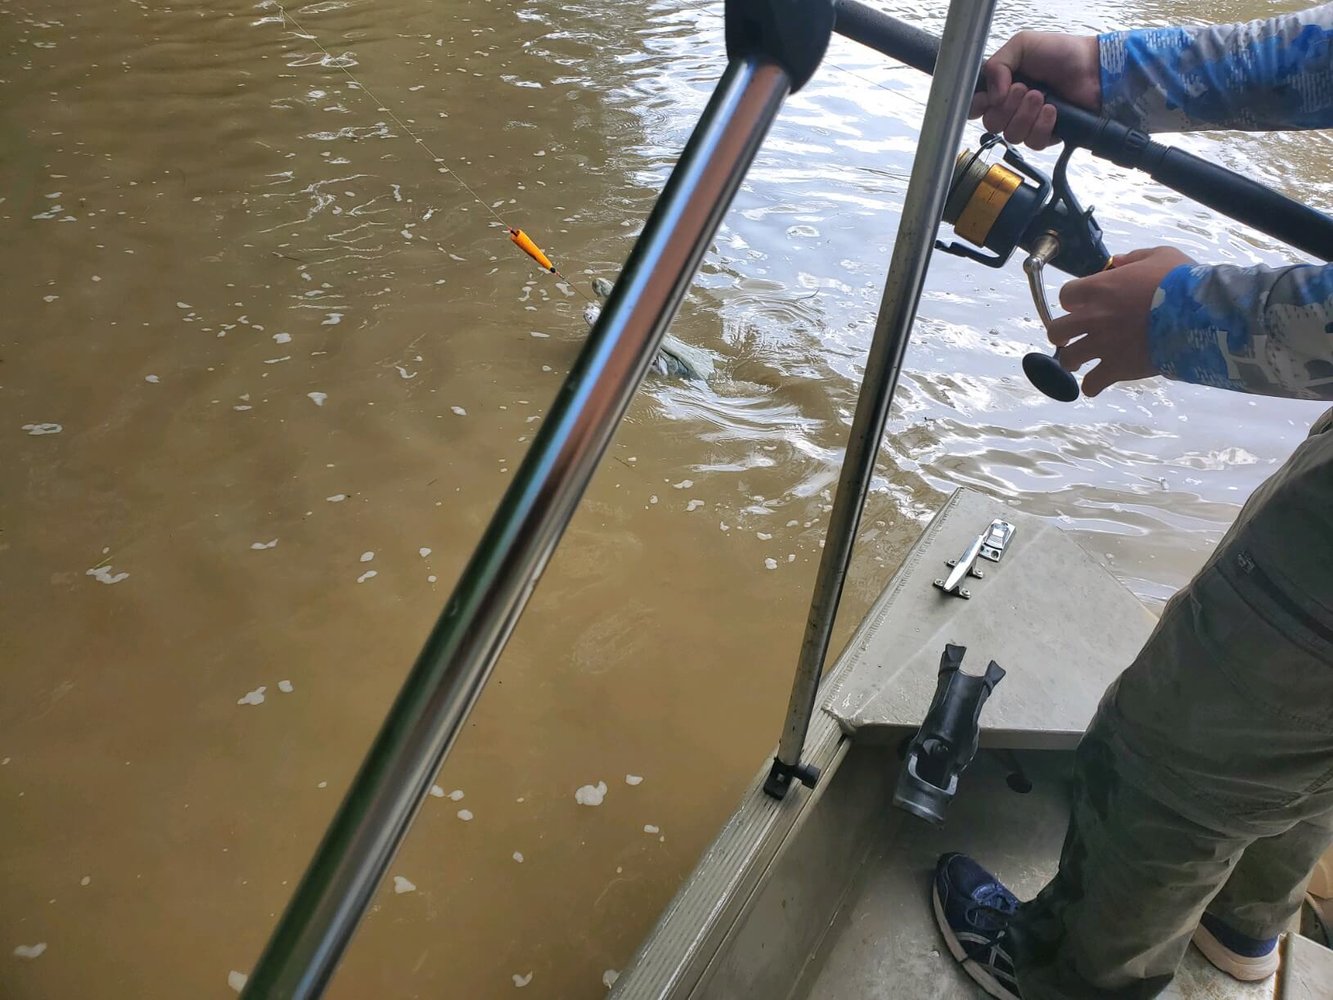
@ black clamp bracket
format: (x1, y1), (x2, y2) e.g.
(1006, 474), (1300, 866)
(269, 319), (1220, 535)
(892, 644), (1005, 825)
(764, 755), (821, 798)
(725, 0), (835, 93)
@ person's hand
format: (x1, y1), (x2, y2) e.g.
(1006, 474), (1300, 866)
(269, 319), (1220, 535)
(969, 32), (1102, 149)
(1049, 247), (1195, 396)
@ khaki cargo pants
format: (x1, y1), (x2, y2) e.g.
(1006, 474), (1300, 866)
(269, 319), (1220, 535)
(1012, 408), (1333, 999)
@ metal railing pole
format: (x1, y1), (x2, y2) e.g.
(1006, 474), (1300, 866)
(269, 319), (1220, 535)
(243, 57), (792, 999)
(764, 0), (997, 798)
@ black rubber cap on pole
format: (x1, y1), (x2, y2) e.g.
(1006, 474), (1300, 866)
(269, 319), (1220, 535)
(726, 0), (836, 92)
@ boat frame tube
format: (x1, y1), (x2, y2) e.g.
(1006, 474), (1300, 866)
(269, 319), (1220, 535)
(244, 53), (797, 1000)
(766, 0), (998, 798)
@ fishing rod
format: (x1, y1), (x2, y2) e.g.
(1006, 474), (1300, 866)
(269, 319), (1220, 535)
(835, 0), (1333, 401)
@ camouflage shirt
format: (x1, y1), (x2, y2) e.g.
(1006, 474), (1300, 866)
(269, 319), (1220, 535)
(1097, 6), (1333, 398)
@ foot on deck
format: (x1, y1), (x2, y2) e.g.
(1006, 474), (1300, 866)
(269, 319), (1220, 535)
(932, 852), (1023, 1000)
(1192, 912), (1280, 982)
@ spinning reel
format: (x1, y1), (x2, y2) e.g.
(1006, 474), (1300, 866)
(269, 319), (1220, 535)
(937, 134), (1113, 402)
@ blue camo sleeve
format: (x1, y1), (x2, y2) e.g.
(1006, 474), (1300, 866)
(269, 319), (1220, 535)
(1099, 5), (1333, 132)
(1149, 263), (1333, 400)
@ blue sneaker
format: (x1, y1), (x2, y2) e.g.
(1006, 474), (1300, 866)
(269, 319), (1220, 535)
(1192, 911), (1280, 981)
(932, 853), (1023, 1000)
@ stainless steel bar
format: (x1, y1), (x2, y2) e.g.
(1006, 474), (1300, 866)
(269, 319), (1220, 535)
(243, 57), (791, 999)
(768, 0), (997, 791)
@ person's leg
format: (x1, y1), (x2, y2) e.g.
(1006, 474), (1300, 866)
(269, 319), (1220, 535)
(1011, 414), (1333, 999)
(1196, 815), (1333, 978)
(1209, 818), (1333, 938)
(1010, 613), (1253, 999)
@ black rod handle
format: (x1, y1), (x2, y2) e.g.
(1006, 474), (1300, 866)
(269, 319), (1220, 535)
(1147, 147), (1333, 260)
(833, 0), (1333, 261)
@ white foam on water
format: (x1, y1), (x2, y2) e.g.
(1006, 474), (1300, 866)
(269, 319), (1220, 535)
(513, 973), (532, 988)
(418, 547), (431, 558)
(512, 851), (524, 863)
(764, 558), (778, 570)
(427, 575), (438, 583)
(273, 332), (292, 344)
(86, 565), (129, 585)
(13, 943), (46, 960)
(356, 570), (377, 584)
(228, 970), (248, 993)
(277, 680), (293, 693)
(22, 423), (62, 436)
(429, 785), (445, 798)
(250, 539), (278, 550)
(176, 302), (191, 309)
(448, 789), (464, 801)
(237, 686), (267, 706)
(392, 875), (416, 894)
(451, 405), (467, 416)
(456, 809), (473, 821)
(788, 554), (796, 563)
(359, 551), (374, 563)
(317, 781), (328, 788)
(685, 500), (704, 512)
(307, 392), (327, 406)
(643, 824), (660, 834)
(672, 480), (693, 489)
(265, 356), (291, 365)
(757, 532), (773, 540)
(625, 774), (643, 786)
(326, 494), (347, 503)
(575, 781), (607, 806)
(80, 876), (91, 886)
(321, 313), (342, 326)
(144, 374), (160, 383)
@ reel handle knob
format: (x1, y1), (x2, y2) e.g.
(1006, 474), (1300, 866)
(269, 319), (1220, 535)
(1022, 233), (1080, 402)
(1022, 352), (1080, 402)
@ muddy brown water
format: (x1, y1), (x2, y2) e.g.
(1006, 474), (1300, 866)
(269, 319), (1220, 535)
(3, 0), (1330, 996)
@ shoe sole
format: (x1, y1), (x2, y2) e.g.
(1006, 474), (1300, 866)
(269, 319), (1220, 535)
(1191, 923), (1279, 982)
(931, 884), (1022, 1000)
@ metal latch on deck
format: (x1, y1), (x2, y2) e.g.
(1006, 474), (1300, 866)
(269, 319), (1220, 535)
(933, 519), (1015, 598)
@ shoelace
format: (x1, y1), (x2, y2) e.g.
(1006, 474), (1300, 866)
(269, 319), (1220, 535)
(968, 886), (1018, 931)
(957, 899), (1019, 971)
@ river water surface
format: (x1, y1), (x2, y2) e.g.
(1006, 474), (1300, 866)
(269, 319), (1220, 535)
(3, 0), (1329, 996)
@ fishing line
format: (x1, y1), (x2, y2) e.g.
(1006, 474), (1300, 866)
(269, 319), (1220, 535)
(270, 0), (596, 302)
